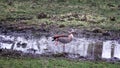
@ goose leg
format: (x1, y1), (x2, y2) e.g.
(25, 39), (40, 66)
(63, 44), (65, 53)
(55, 41), (59, 46)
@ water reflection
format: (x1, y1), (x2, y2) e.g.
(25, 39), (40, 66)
(0, 34), (120, 59)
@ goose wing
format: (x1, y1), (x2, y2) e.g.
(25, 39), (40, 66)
(52, 34), (68, 41)
(58, 37), (72, 44)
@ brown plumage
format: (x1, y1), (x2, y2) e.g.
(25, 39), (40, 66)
(52, 34), (68, 41)
(52, 33), (74, 43)
(52, 32), (74, 52)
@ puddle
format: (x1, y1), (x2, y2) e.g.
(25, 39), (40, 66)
(0, 34), (120, 60)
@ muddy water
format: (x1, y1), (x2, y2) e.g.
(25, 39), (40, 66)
(0, 34), (120, 60)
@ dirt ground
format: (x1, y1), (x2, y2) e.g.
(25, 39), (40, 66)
(0, 18), (120, 41)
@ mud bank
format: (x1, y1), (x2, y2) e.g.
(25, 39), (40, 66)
(0, 20), (120, 40)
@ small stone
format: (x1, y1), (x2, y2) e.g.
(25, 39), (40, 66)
(59, 24), (65, 28)
(92, 27), (104, 33)
(37, 12), (47, 19)
(110, 16), (116, 21)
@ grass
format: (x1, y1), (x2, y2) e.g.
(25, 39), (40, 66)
(0, 57), (120, 68)
(0, 0), (120, 30)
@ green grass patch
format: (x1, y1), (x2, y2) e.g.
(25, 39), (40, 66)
(0, 57), (120, 68)
(0, 0), (120, 30)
